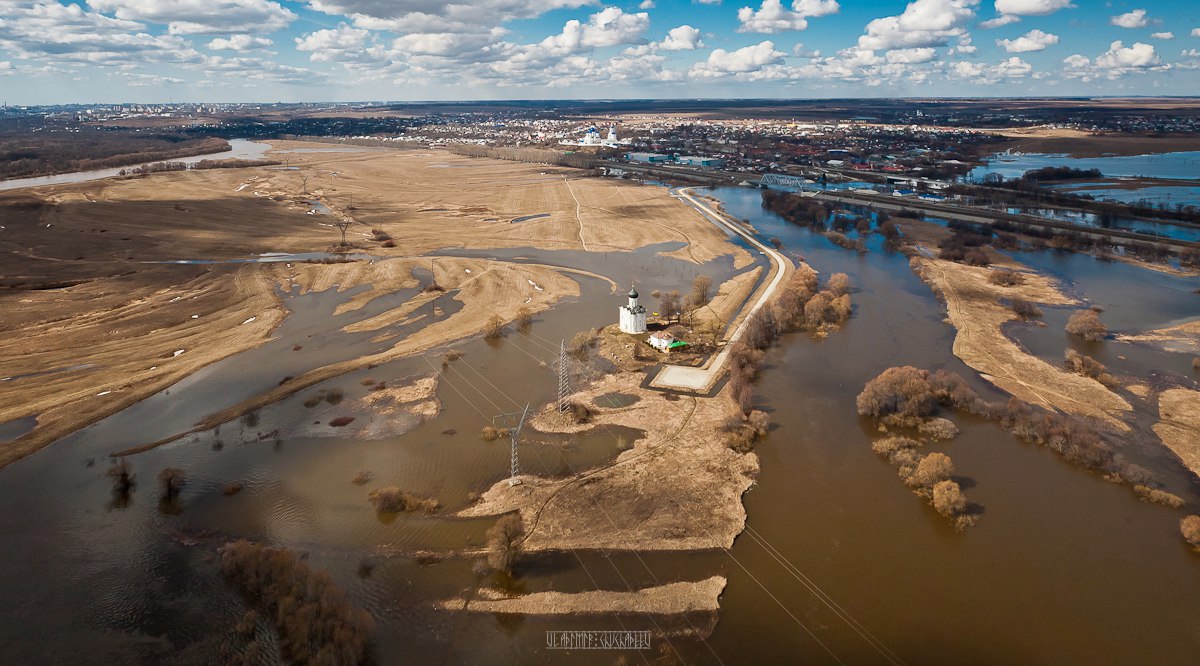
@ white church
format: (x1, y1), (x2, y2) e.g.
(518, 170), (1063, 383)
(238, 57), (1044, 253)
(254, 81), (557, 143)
(618, 285), (647, 334)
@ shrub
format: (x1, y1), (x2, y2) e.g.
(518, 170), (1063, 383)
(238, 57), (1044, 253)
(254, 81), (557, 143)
(368, 487), (438, 514)
(484, 315), (505, 340)
(329, 416), (355, 427)
(690, 275), (713, 308)
(826, 294), (852, 323)
(516, 306), (534, 329)
(481, 425), (509, 441)
(157, 467), (186, 499)
(219, 540), (374, 665)
(744, 308), (780, 350)
(222, 482), (243, 496)
(828, 272), (850, 296)
(931, 480), (967, 517)
(1009, 298), (1043, 319)
(568, 328), (599, 360)
(658, 290), (683, 323)
(1065, 309), (1106, 342)
(351, 471), (372, 486)
(987, 269), (1024, 287)
(568, 401), (594, 424)
(381, 239), (396, 248)
(486, 514), (524, 573)
(804, 292), (832, 330)
(107, 459), (135, 495)
(1133, 485), (1184, 508)
(1192, 357), (1199, 373)
(1182, 515), (1200, 549)
(904, 453), (954, 492)
(1064, 349), (1115, 385)
(963, 249), (991, 267)
(856, 366), (938, 421)
(747, 410), (771, 437)
(919, 417), (960, 441)
(871, 436), (921, 464)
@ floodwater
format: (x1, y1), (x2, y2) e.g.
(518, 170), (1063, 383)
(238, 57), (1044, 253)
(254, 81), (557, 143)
(0, 139), (270, 191)
(1047, 182), (1200, 208)
(969, 151), (1200, 181)
(2, 185), (1199, 664)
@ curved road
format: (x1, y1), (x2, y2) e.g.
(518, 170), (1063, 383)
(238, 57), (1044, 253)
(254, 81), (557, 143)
(650, 188), (790, 392)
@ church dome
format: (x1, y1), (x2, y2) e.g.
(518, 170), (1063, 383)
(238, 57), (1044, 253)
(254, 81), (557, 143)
(628, 286), (638, 299)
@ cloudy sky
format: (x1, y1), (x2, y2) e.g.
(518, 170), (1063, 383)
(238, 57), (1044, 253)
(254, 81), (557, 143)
(1, 0), (1198, 104)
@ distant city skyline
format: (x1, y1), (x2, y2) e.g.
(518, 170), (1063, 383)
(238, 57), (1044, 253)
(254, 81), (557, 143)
(1, 1), (1199, 104)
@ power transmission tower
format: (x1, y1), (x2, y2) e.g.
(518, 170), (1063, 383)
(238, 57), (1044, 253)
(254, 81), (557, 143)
(493, 404), (530, 486)
(556, 339), (569, 413)
(334, 219), (352, 247)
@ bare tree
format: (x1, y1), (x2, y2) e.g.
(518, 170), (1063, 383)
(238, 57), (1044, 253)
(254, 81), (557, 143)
(486, 514), (524, 573)
(1065, 309), (1107, 342)
(157, 467), (186, 500)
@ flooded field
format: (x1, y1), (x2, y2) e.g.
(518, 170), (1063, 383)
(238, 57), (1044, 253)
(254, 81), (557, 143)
(2, 184), (1199, 664)
(970, 151), (1200, 181)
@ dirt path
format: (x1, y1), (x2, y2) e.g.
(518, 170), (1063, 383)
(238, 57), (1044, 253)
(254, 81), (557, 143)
(560, 175), (590, 252)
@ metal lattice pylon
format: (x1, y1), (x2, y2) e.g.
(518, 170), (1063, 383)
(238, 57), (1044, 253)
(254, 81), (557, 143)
(557, 339), (569, 413)
(493, 404), (530, 487)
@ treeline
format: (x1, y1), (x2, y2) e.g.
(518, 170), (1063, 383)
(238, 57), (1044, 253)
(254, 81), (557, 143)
(1021, 166), (1103, 181)
(953, 181), (1200, 224)
(0, 130), (229, 179)
(220, 540), (375, 664)
(119, 157), (280, 176)
(279, 134), (425, 149)
(447, 143), (599, 169)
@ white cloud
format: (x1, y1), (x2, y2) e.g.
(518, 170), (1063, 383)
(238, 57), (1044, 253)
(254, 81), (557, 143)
(1095, 40), (1159, 68)
(1193, 28), (1200, 37)
(951, 55), (1032, 83)
(1063, 40), (1164, 81)
(691, 40), (785, 76)
(307, 0), (596, 33)
(858, 0), (979, 51)
(86, 0), (296, 35)
(885, 47), (937, 63)
(1110, 9), (1148, 29)
(979, 14), (1019, 28)
(207, 35), (273, 51)
(659, 25), (704, 51)
(993, 0), (1073, 16)
(1150, 32), (1173, 40)
(540, 7), (649, 54)
(393, 30), (506, 58)
(639, 0), (655, 7)
(997, 28), (1058, 52)
(736, 0), (839, 34)
(0, 61), (13, 75)
(295, 24), (373, 62)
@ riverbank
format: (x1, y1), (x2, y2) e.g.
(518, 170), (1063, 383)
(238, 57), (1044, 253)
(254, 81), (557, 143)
(911, 253), (1133, 431)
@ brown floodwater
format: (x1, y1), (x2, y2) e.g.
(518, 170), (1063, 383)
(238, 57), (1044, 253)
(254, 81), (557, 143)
(1, 185), (1198, 664)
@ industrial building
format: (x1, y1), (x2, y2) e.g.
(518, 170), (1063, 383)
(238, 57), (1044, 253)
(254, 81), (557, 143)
(626, 152), (672, 164)
(675, 155), (726, 168)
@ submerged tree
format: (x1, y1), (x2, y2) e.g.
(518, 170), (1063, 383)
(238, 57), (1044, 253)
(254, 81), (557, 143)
(486, 514), (524, 574)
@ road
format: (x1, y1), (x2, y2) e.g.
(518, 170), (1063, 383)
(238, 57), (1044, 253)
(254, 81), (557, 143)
(650, 188), (790, 393)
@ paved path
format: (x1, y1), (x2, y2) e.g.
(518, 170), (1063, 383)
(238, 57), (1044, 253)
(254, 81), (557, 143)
(650, 188), (789, 392)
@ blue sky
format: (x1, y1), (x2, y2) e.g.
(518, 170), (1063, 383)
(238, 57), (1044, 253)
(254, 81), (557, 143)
(0, 1), (1198, 104)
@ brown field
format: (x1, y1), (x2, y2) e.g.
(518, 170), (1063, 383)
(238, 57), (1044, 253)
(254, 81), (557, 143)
(0, 143), (747, 468)
(912, 255), (1133, 430)
(1154, 389), (1200, 480)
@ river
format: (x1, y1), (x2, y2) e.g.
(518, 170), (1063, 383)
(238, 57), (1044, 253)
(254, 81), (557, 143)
(1, 184), (1198, 664)
(0, 139), (270, 192)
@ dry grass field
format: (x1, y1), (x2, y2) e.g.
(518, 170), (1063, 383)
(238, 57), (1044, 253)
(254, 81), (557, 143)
(913, 255), (1133, 431)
